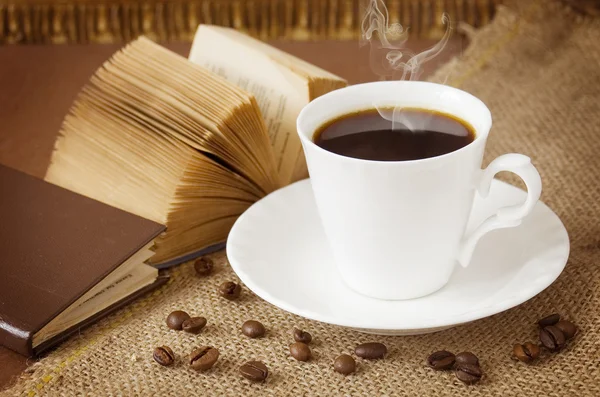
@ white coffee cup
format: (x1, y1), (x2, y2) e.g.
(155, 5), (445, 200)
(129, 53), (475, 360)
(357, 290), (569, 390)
(297, 81), (542, 300)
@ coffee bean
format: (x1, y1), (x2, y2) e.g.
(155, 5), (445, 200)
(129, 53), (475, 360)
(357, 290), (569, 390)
(455, 352), (479, 367)
(242, 320), (266, 338)
(513, 343), (540, 363)
(539, 325), (566, 352)
(290, 342), (312, 361)
(194, 257), (214, 277)
(355, 342), (387, 359)
(240, 360), (268, 382)
(189, 346), (219, 371)
(219, 281), (241, 300)
(538, 313), (560, 327)
(182, 317), (207, 334)
(153, 346), (175, 366)
(455, 363), (482, 384)
(334, 354), (356, 375)
(555, 320), (578, 340)
(293, 328), (312, 344)
(427, 350), (455, 370)
(166, 310), (190, 330)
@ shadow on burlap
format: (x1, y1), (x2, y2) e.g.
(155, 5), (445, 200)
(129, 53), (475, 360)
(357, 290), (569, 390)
(5, 1), (600, 395)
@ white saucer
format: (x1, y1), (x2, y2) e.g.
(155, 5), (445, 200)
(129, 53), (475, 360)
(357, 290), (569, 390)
(227, 179), (569, 335)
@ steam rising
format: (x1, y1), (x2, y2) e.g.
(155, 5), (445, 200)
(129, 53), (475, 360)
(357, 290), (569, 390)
(360, 0), (452, 81)
(361, 0), (454, 132)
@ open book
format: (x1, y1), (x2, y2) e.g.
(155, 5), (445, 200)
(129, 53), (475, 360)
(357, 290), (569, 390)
(45, 28), (347, 266)
(189, 25), (348, 184)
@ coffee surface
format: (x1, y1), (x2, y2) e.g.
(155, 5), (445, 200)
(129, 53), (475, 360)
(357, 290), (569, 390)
(313, 108), (475, 161)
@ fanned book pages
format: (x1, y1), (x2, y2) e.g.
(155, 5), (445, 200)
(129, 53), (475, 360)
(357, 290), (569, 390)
(189, 25), (348, 184)
(45, 35), (347, 266)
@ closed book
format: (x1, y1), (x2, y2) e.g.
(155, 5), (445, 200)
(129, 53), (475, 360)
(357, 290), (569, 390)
(0, 165), (167, 356)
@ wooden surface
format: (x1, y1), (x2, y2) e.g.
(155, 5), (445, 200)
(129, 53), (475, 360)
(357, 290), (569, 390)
(0, 37), (464, 390)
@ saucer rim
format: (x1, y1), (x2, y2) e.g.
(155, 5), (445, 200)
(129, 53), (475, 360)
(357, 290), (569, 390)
(227, 179), (570, 332)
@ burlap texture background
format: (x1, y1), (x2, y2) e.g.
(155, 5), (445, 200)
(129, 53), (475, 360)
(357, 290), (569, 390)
(4, 1), (600, 395)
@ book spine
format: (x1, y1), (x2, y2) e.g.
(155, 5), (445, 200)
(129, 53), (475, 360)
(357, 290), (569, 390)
(0, 318), (33, 356)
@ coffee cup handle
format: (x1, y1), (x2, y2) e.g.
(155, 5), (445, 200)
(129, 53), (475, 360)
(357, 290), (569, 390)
(457, 153), (542, 267)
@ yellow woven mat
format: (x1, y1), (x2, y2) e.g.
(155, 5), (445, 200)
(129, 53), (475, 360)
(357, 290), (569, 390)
(5, 1), (600, 395)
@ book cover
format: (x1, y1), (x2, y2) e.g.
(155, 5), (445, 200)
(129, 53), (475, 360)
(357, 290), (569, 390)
(0, 165), (166, 356)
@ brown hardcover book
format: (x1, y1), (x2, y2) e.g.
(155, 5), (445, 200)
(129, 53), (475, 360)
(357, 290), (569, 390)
(0, 165), (167, 356)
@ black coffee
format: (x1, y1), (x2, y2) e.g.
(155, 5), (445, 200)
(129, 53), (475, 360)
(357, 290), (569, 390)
(313, 108), (475, 161)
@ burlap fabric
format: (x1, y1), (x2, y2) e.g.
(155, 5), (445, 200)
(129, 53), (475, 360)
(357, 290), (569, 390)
(5, 1), (600, 395)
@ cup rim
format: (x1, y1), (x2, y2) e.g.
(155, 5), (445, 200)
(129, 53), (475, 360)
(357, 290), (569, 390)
(296, 81), (492, 166)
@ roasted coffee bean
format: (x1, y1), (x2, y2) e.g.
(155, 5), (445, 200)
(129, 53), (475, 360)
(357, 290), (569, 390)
(334, 354), (356, 375)
(540, 325), (566, 352)
(240, 360), (269, 382)
(538, 313), (560, 327)
(355, 342), (387, 359)
(290, 342), (312, 361)
(513, 343), (540, 363)
(194, 257), (214, 276)
(242, 320), (266, 338)
(455, 363), (482, 384)
(293, 328), (312, 344)
(427, 350), (456, 370)
(189, 346), (219, 371)
(153, 346), (175, 366)
(555, 320), (578, 340)
(182, 317), (207, 334)
(166, 310), (191, 330)
(455, 352), (479, 367)
(219, 281), (242, 300)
